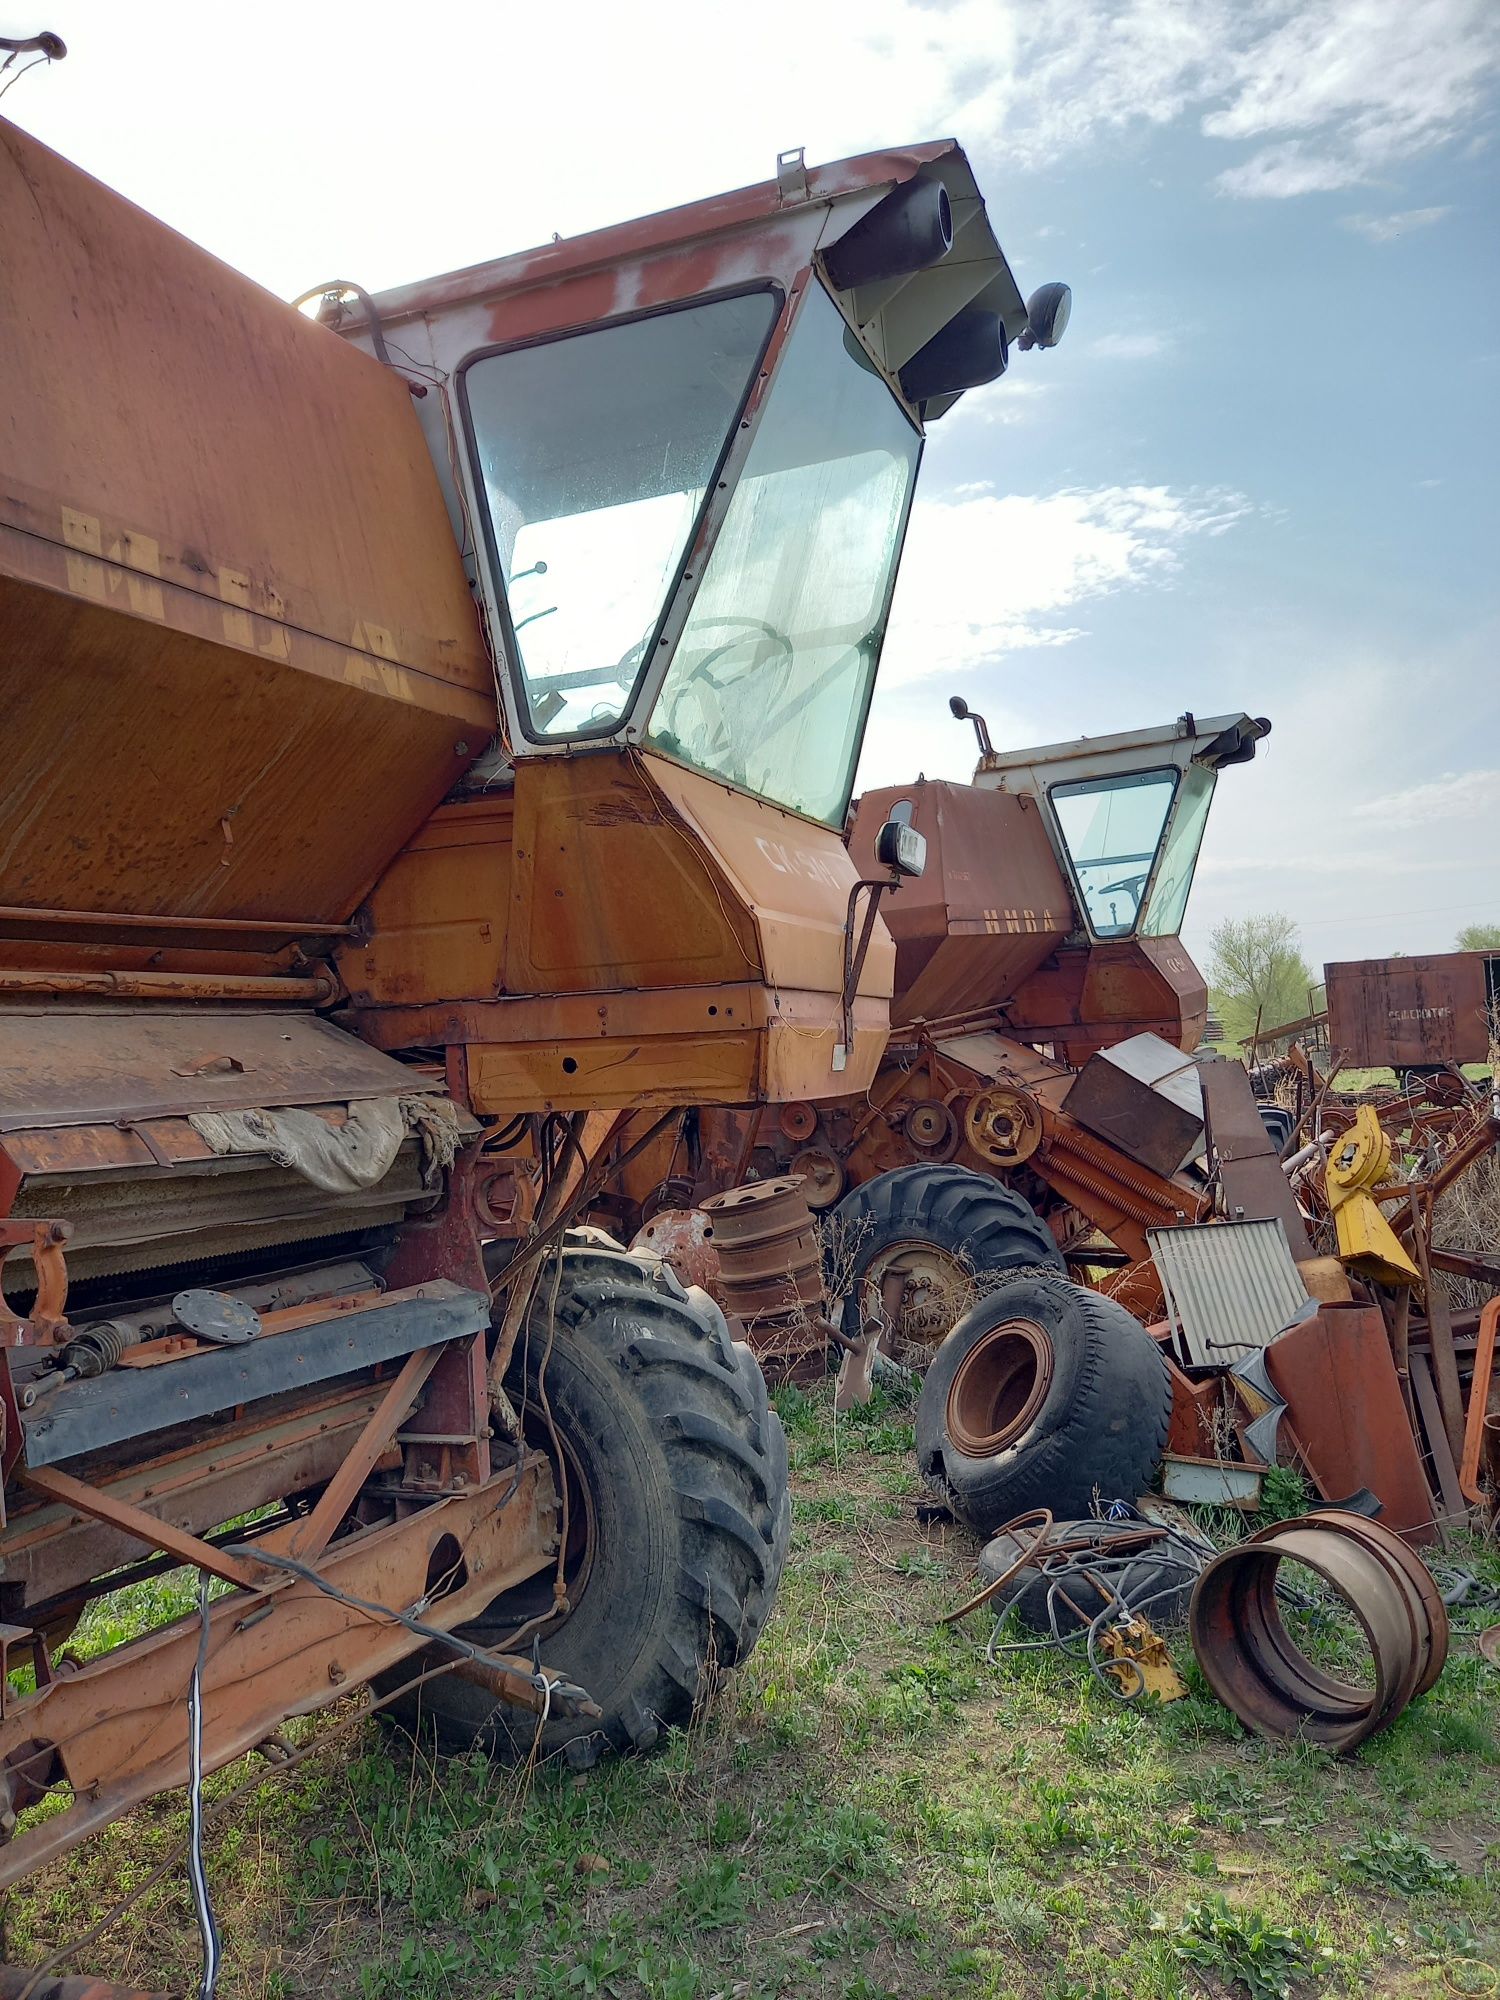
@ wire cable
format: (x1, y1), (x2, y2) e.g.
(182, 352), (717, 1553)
(187, 1570), (223, 1999)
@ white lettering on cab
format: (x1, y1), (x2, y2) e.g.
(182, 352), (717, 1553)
(754, 835), (844, 892)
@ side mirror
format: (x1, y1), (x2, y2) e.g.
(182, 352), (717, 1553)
(876, 817), (927, 879)
(949, 694), (994, 759)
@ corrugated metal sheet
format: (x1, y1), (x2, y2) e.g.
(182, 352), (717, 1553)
(1147, 1219), (1311, 1367)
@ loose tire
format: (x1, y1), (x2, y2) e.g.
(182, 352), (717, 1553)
(916, 1271), (1169, 1532)
(383, 1248), (789, 1767)
(829, 1164), (1063, 1361)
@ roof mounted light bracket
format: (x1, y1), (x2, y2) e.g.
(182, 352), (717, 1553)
(776, 147), (809, 207)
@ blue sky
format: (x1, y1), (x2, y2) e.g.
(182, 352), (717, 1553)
(7, 0), (1497, 979)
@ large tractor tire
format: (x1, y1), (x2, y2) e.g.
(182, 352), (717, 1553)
(829, 1164), (1063, 1363)
(916, 1270), (1170, 1533)
(383, 1248), (789, 1767)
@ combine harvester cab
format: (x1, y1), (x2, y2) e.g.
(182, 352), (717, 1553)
(0, 111), (1061, 1938)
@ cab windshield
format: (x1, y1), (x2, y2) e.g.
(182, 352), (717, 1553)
(1050, 768), (1178, 938)
(1141, 763), (1216, 936)
(463, 293), (778, 739)
(647, 285), (920, 825)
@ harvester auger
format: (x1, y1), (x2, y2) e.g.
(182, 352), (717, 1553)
(0, 111), (1068, 1967)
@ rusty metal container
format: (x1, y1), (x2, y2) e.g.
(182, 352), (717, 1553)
(1063, 1033), (1205, 1176)
(846, 780), (1072, 1024)
(1326, 954), (1497, 1070)
(0, 118), (493, 937)
(699, 1177), (828, 1379)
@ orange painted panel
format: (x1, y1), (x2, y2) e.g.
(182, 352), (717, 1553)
(340, 800), (514, 1006)
(504, 756), (761, 994)
(652, 759), (895, 1002)
(0, 119), (492, 931)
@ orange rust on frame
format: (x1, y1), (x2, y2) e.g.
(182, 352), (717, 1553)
(0, 1457), (558, 1889)
(372, 142), (963, 329)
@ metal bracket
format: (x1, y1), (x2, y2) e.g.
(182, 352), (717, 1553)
(0, 1220), (70, 1347)
(776, 147), (808, 207)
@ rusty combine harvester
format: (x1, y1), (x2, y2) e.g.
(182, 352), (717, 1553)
(0, 112), (1075, 1962)
(602, 708), (1270, 1357)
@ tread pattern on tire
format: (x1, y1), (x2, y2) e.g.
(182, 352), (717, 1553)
(830, 1163), (1064, 1344)
(382, 1248), (789, 1767)
(916, 1270), (1170, 1533)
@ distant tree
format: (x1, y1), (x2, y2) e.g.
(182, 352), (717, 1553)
(1207, 912), (1315, 1048)
(1457, 923), (1500, 951)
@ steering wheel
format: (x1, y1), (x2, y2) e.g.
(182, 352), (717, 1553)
(1100, 871), (1150, 901)
(658, 618), (795, 769)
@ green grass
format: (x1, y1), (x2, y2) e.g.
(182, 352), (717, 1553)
(4, 1382), (1497, 1998)
(1331, 1066), (1493, 1092)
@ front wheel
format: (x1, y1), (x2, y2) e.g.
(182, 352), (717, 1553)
(383, 1249), (789, 1767)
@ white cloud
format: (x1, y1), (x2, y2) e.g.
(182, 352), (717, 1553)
(1203, 0), (1499, 197)
(1352, 770), (1500, 828)
(1343, 206), (1453, 242)
(931, 375), (1051, 432)
(878, 0), (1500, 202)
(1089, 330), (1171, 359)
(881, 482), (1250, 683)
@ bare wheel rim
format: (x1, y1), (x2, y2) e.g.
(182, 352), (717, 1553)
(860, 1238), (977, 1355)
(945, 1317), (1054, 1457)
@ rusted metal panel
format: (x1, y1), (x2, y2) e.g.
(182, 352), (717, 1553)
(1005, 936), (1208, 1060)
(340, 797), (515, 1007)
(1325, 953), (1494, 1069)
(1148, 1218), (1311, 1368)
(370, 142), (1013, 332)
(0, 118), (493, 934)
(1199, 1056), (1312, 1253)
(0, 1011), (439, 1133)
(652, 757), (894, 1004)
(1264, 1304), (1436, 1540)
(502, 755), (762, 995)
(848, 780), (1070, 1024)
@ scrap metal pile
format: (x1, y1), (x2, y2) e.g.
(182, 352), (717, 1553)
(1156, 1052), (1500, 1545)
(631, 1041), (1498, 1748)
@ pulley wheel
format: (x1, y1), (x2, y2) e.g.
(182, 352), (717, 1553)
(965, 1087), (1044, 1167)
(778, 1101), (818, 1143)
(789, 1146), (845, 1210)
(902, 1100), (958, 1157)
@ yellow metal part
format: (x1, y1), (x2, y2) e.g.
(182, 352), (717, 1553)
(1325, 1105), (1420, 1286)
(1097, 1618), (1188, 1702)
